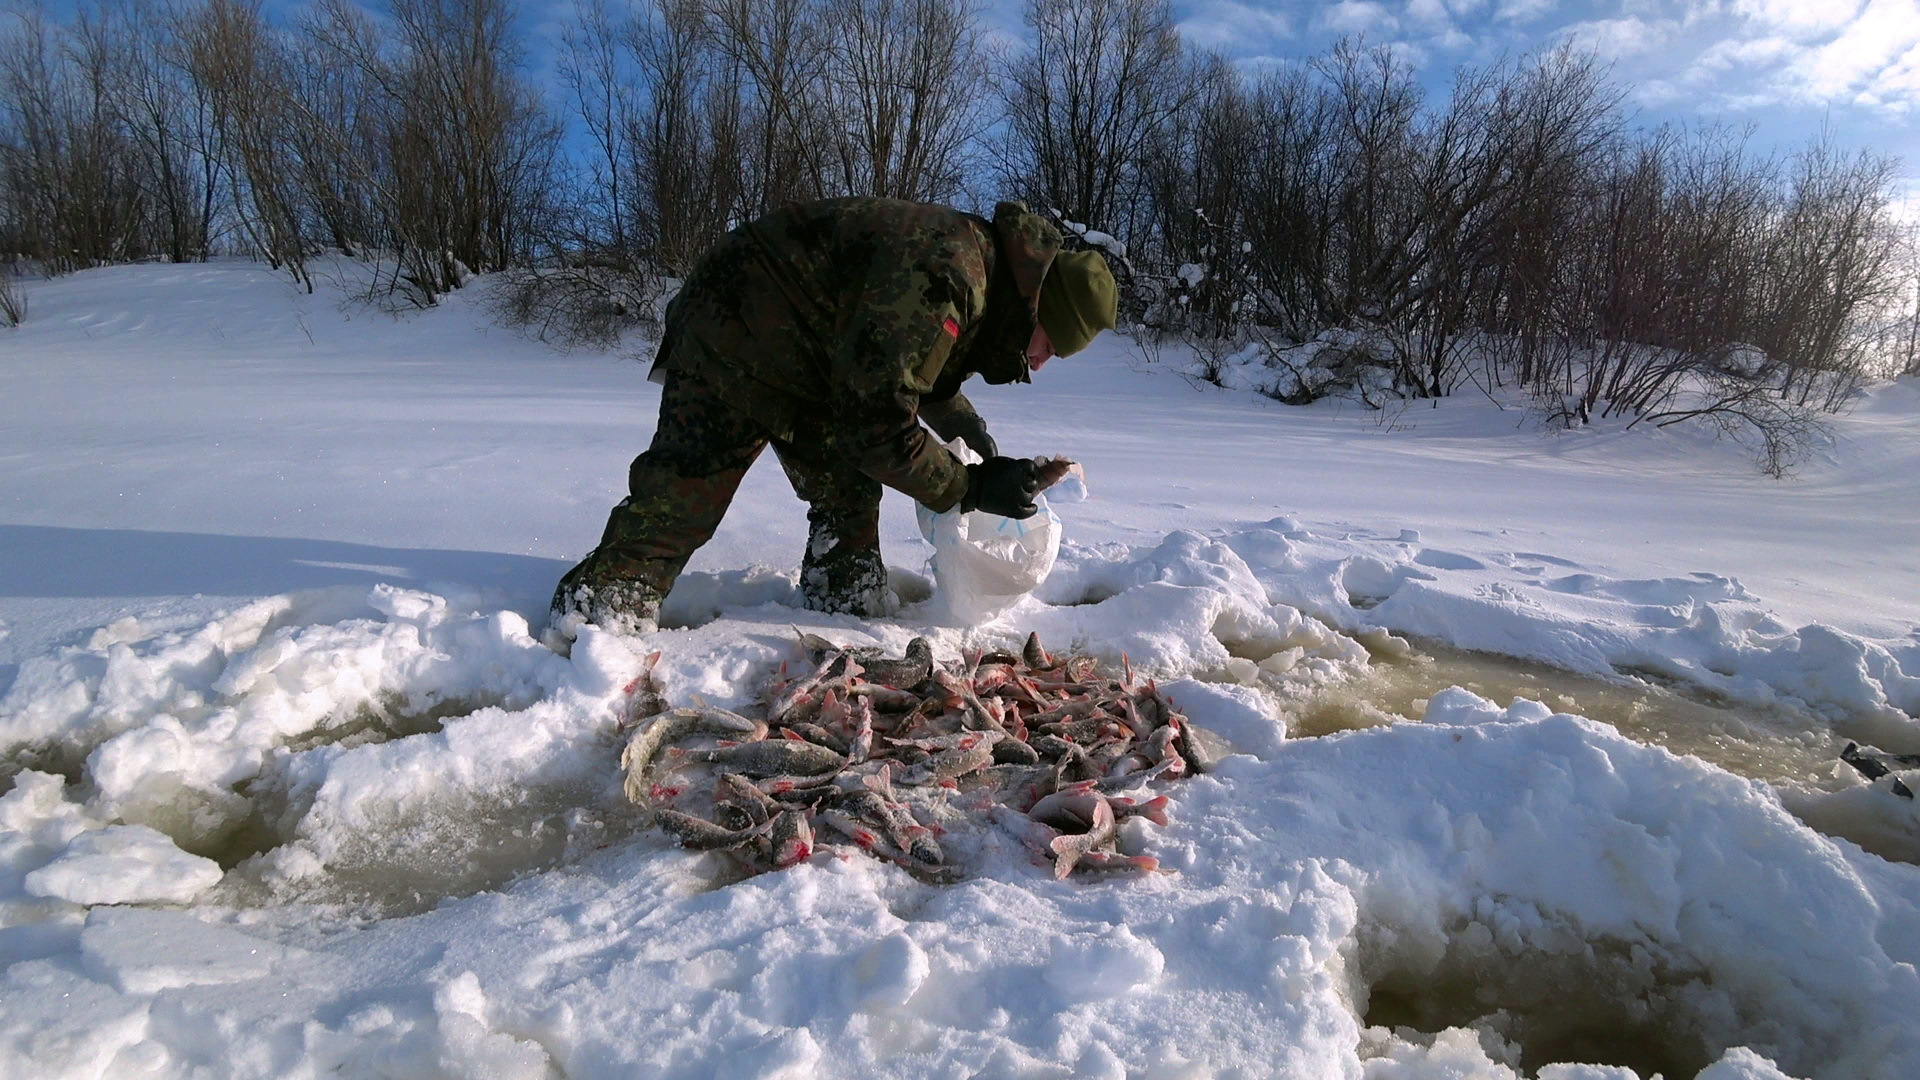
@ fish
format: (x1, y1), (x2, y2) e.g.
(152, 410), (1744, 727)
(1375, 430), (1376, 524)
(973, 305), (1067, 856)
(846, 699), (875, 764)
(1022, 631), (1050, 669)
(897, 743), (996, 786)
(849, 684), (923, 711)
(835, 790), (941, 864)
(1171, 717), (1216, 776)
(990, 804), (1062, 859)
(1028, 786), (1105, 830)
(1027, 784), (1168, 831)
(792, 627), (842, 664)
(1109, 794), (1171, 827)
(622, 627), (1196, 883)
(991, 737), (1041, 766)
(859, 636), (936, 688)
(1048, 798), (1115, 879)
(886, 730), (1001, 753)
(769, 810), (815, 867)
(621, 650), (669, 723)
(933, 669), (1008, 735)
(653, 807), (772, 851)
(768, 650), (863, 722)
(715, 772), (779, 824)
(1073, 851), (1161, 874)
(782, 722), (849, 754)
(752, 770), (848, 794)
(621, 707), (767, 804)
(671, 739), (846, 778)
(1033, 456), (1076, 492)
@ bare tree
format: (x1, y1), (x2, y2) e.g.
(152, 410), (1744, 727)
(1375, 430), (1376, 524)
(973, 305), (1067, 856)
(817, 0), (984, 202)
(1000, 0), (1189, 237)
(704, 0), (833, 211)
(0, 6), (148, 271)
(630, 0), (749, 272)
(179, 0), (310, 286)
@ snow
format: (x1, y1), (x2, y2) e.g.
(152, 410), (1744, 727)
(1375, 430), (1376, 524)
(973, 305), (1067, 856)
(1, 259), (1919, 1079)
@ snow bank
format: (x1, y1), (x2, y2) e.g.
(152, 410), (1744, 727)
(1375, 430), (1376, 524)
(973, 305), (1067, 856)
(3, 516), (1918, 1078)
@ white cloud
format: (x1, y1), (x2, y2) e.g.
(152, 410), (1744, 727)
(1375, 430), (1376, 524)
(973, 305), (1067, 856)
(1496, 0), (1558, 24)
(1635, 78), (1685, 105)
(1178, 0), (1295, 49)
(1691, 34), (1804, 77)
(1558, 16), (1677, 58)
(1852, 40), (1920, 112)
(1732, 0), (1868, 37)
(1405, 0), (1453, 26)
(1320, 0), (1402, 34)
(1790, 0), (1920, 101)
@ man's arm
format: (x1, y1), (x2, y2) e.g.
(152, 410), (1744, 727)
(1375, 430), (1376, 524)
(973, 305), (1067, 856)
(829, 239), (986, 511)
(918, 393), (996, 459)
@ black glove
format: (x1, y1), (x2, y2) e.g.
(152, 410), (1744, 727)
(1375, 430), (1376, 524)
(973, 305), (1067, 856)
(962, 456), (1040, 519)
(919, 394), (997, 458)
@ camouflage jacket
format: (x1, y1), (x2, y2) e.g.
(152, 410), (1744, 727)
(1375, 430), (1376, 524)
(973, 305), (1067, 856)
(654, 198), (1063, 512)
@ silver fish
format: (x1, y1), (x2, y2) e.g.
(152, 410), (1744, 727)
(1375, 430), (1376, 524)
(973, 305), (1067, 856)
(897, 743), (995, 786)
(1021, 631), (1050, 669)
(653, 807), (772, 851)
(769, 810), (814, 868)
(673, 739), (845, 778)
(621, 707), (767, 804)
(859, 637), (935, 688)
(1073, 851), (1161, 874)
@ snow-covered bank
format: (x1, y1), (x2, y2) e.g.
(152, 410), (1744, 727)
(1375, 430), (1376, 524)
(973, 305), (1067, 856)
(3, 261), (1919, 1079)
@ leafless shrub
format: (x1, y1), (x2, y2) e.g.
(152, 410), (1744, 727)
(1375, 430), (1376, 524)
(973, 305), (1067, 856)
(486, 265), (664, 350)
(0, 263), (24, 326)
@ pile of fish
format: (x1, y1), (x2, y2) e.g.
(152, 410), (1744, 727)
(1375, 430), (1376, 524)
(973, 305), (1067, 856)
(618, 631), (1215, 880)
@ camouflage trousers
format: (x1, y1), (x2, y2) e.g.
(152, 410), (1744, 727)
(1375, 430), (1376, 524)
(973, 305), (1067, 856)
(550, 370), (892, 636)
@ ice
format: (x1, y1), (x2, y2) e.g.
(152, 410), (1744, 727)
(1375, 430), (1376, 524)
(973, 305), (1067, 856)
(78, 906), (300, 993)
(24, 825), (221, 907)
(3, 262), (1920, 1078)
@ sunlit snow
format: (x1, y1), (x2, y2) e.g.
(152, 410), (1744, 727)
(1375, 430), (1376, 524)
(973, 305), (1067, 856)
(2, 261), (1917, 1079)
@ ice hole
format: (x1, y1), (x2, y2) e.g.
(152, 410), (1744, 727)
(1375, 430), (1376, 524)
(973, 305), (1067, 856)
(284, 690), (501, 754)
(1280, 642), (1920, 863)
(1358, 922), (1718, 1079)
(121, 692), (508, 870)
(0, 742), (88, 793)
(1288, 642), (1840, 789)
(214, 781), (644, 917)
(1052, 581), (1124, 607)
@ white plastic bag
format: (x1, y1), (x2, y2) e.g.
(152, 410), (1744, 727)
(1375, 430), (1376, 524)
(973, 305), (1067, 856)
(915, 438), (1063, 624)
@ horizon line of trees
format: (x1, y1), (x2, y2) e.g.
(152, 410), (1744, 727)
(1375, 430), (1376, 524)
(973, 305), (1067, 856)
(4, 0), (1919, 460)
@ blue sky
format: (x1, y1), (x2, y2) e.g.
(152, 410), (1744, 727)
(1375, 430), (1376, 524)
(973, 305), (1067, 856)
(27, 0), (1919, 202)
(1140, 0), (1920, 199)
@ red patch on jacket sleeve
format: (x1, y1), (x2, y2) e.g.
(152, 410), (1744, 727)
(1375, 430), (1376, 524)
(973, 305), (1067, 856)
(942, 316), (961, 339)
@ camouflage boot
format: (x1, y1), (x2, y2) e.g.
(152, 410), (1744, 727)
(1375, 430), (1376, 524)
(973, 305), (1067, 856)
(778, 438), (895, 618)
(545, 370), (769, 647)
(547, 550), (664, 647)
(799, 521), (894, 616)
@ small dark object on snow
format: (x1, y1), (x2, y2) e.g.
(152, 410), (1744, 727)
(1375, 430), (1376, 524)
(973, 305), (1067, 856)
(1841, 742), (1918, 798)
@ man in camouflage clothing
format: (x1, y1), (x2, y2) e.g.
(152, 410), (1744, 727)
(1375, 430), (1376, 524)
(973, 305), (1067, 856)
(547, 197), (1119, 641)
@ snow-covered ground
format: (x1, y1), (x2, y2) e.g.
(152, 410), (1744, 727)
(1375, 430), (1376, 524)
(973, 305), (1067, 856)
(2, 260), (1917, 1079)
